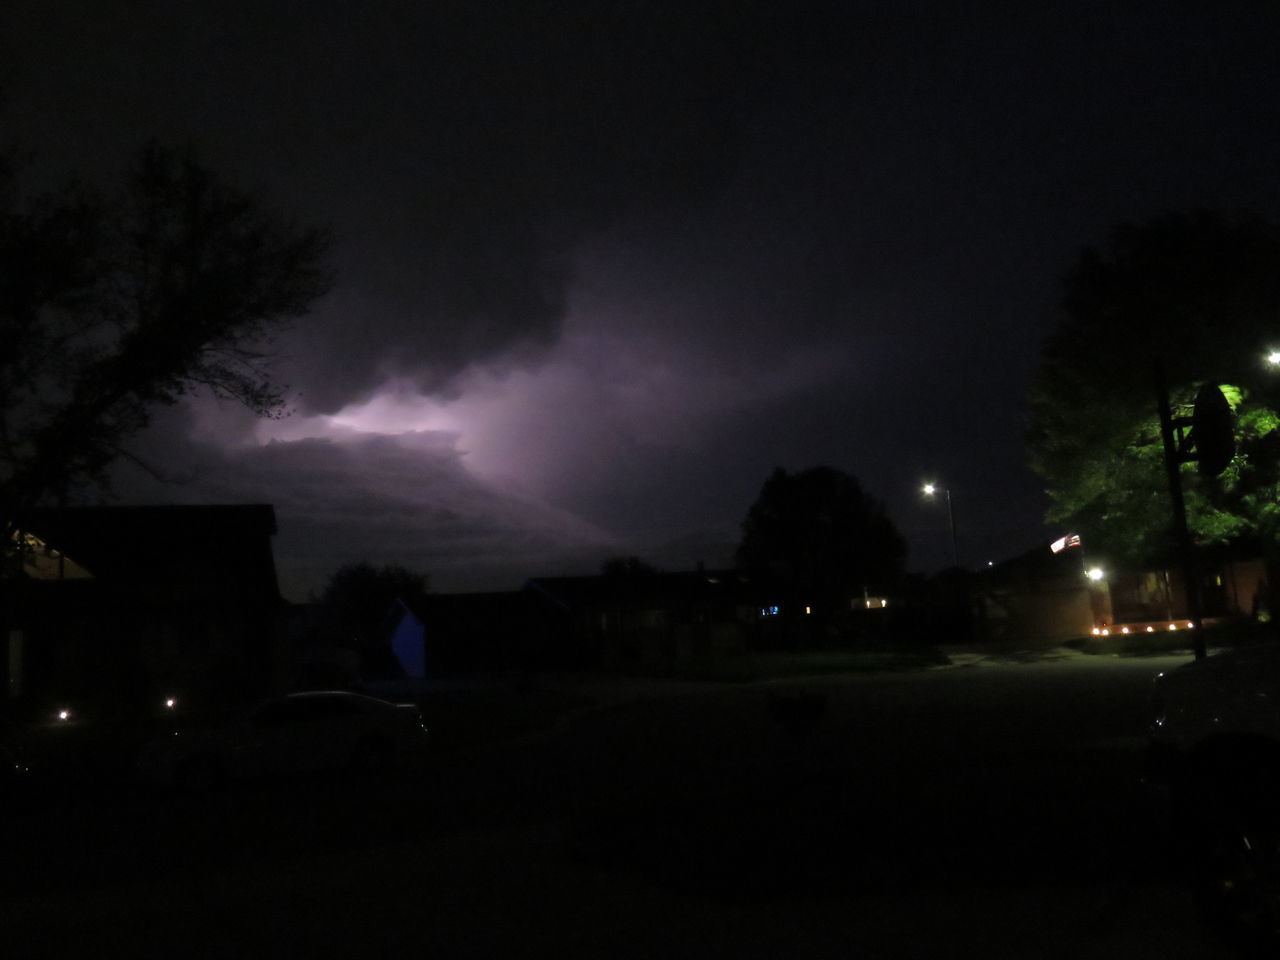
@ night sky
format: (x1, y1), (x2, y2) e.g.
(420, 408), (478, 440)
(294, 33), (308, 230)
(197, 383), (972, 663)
(6, 2), (1279, 598)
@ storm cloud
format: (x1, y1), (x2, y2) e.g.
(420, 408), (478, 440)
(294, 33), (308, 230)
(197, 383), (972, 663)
(9, 2), (1280, 592)
(114, 404), (619, 596)
(6, 1), (849, 409)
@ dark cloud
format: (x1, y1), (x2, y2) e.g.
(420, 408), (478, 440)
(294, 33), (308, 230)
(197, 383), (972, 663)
(5, 1), (852, 410)
(111, 407), (617, 598)
(8, 2), (1280, 588)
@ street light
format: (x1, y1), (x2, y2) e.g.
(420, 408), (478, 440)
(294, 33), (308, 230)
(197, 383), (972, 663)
(921, 482), (959, 568)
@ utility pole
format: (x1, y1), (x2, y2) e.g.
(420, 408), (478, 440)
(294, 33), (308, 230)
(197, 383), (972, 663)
(922, 483), (959, 569)
(1154, 361), (1207, 660)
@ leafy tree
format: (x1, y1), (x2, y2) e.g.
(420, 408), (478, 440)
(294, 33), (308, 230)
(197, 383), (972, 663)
(600, 556), (661, 580)
(1027, 211), (1280, 569)
(0, 143), (331, 534)
(320, 562), (431, 648)
(737, 466), (906, 612)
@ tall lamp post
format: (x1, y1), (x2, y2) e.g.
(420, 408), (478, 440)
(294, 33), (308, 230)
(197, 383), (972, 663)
(922, 482), (959, 569)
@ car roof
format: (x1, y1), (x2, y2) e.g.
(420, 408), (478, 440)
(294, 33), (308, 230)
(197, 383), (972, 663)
(274, 690), (398, 708)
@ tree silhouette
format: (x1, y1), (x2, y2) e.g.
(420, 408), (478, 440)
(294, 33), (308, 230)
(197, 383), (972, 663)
(0, 143), (332, 532)
(320, 562), (430, 645)
(737, 466), (905, 614)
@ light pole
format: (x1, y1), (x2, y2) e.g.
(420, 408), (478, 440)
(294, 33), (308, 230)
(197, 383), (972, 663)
(922, 482), (959, 569)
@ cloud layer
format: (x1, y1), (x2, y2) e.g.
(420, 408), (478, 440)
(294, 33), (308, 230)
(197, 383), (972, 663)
(116, 407), (619, 599)
(13, 2), (1280, 587)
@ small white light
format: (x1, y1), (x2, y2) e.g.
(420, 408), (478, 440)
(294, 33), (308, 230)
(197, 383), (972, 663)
(1185, 622), (1194, 629)
(1091, 627), (1101, 636)
(1146, 626), (1155, 633)
(164, 697), (177, 710)
(57, 709), (70, 721)
(1268, 350), (1280, 366)
(1100, 628), (1110, 636)
(1121, 627), (1131, 634)
(1168, 623), (1178, 630)
(1086, 567), (1105, 582)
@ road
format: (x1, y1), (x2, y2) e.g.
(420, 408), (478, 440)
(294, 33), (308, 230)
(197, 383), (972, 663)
(0, 654), (1246, 958)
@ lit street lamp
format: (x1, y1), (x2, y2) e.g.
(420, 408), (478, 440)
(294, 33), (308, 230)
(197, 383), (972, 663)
(922, 482), (959, 569)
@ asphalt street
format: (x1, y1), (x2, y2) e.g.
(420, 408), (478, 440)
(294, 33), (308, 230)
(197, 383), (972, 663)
(0, 654), (1248, 958)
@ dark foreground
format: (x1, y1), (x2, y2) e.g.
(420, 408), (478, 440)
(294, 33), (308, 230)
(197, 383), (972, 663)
(0, 655), (1249, 958)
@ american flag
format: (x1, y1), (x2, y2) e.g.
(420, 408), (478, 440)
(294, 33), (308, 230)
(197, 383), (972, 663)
(1050, 534), (1082, 554)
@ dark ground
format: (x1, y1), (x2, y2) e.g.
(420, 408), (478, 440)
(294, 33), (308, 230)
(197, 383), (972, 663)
(0, 651), (1251, 958)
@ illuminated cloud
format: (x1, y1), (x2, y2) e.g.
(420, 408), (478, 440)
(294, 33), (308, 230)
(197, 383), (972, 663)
(115, 407), (619, 599)
(16, 2), (1274, 583)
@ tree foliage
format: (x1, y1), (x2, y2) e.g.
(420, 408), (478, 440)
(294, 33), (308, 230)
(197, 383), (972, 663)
(1027, 211), (1280, 566)
(600, 555), (661, 580)
(0, 143), (331, 525)
(737, 466), (905, 607)
(319, 562), (431, 647)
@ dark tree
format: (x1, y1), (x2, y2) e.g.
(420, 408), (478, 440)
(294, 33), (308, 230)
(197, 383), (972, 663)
(1027, 211), (1280, 569)
(737, 466), (906, 612)
(320, 562), (431, 648)
(600, 556), (661, 580)
(0, 143), (331, 532)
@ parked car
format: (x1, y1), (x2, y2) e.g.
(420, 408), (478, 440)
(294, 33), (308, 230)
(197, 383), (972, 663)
(138, 691), (429, 790)
(1147, 644), (1280, 940)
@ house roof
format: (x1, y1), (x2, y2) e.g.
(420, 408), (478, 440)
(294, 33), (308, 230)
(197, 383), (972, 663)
(399, 590), (532, 624)
(524, 569), (757, 612)
(987, 540), (1088, 585)
(15, 504), (280, 599)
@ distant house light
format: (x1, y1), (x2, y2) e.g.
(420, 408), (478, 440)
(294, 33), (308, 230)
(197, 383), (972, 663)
(760, 605), (780, 617)
(804, 606), (812, 615)
(10, 530), (94, 580)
